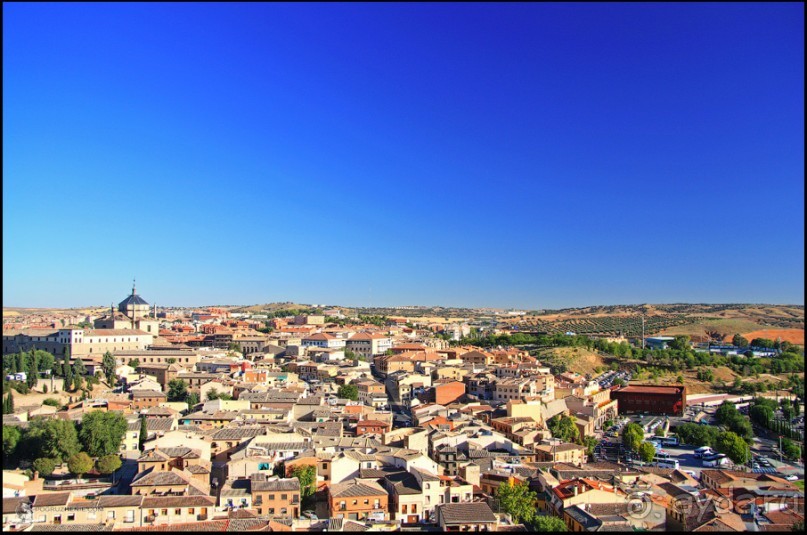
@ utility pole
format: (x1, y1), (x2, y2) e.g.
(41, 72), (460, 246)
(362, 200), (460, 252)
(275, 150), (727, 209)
(641, 316), (645, 350)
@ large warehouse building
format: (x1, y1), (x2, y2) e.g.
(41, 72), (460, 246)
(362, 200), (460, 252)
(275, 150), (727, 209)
(611, 384), (687, 416)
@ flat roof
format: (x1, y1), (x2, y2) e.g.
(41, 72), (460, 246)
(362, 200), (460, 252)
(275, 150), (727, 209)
(615, 385), (684, 395)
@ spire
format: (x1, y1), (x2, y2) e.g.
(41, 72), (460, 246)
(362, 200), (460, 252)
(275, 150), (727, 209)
(132, 277), (137, 295)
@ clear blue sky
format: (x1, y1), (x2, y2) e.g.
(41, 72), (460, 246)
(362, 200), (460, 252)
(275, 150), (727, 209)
(3, 2), (804, 309)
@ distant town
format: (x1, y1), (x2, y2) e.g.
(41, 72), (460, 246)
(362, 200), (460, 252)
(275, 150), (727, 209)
(1, 285), (804, 532)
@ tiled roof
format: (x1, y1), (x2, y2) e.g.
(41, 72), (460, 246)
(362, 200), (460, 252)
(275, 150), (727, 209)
(211, 427), (264, 440)
(32, 493), (71, 507)
(115, 520), (229, 532)
(251, 478), (300, 492)
(131, 390), (166, 398)
(3, 496), (31, 514)
(186, 464), (210, 474)
(438, 502), (497, 524)
(384, 471), (422, 495)
(141, 496), (215, 508)
(160, 447), (200, 459)
(96, 496), (143, 508)
(146, 418), (174, 431)
(29, 524), (113, 532)
(130, 470), (189, 487)
(329, 480), (387, 498)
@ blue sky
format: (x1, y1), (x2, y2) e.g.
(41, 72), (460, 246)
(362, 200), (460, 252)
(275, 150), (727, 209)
(3, 2), (804, 309)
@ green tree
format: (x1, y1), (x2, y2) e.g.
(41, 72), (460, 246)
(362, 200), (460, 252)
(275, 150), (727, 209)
(3, 425), (21, 457)
(79, 411), (128, 457)
(138, 416), (148, 451)
(583, 436), (598, 459)
(128, 359), (141, 369)
(732, 334), (749, 348)
(548, 415), (580, 443)
(42, 398), (60, 407)
(32, 457), (58, 477)
(495, 480), (538, 524)
(622, 423), (645, 452)
(638, 442), (657, 463)
(670, 335), (691, 351)
(782, 438), (801, 460)
(72, 371), (83, 393)
(206, 387), (220, 401)
(337, 384), (359, 401)
(67, 452), (94, 478)
(27, 356), (39, 389)
(167, 379), (189, 402)
(715, 401), (740, 425)
(715, 431), (750, 465)
(290, 464), (317, 508)
(73, 357), (87, 376)
(95, 454), (122, 474)
(26, 419), (81, 463)
(186, 392), (200, 410)
(102, 352), (116, 384)
(3, 392), (13, 414)
(64, 361), (74, 392)
(532, 515), (568, 531)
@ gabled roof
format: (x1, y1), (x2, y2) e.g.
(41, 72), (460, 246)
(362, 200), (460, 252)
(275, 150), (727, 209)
(438, 502), (497, 524)
(329, 479), (387, 498)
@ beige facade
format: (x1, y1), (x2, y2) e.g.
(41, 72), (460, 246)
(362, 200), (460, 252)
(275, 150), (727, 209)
(3, 327), (153, 358)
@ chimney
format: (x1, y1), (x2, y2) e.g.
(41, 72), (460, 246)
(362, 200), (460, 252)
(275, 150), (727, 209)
(32, 471), (39, 481)
(573, 485), (578, 497)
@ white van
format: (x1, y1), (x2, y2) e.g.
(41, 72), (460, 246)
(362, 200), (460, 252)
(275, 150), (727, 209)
(694, 446), (714, 458)
(656, 459), (680, 469)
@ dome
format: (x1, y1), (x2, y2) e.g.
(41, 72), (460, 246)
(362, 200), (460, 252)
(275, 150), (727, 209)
(119, 280), (149, 310)
(119, 293), (149, 307)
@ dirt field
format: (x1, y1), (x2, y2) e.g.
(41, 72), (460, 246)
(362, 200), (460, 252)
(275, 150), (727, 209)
(736, 328), (804, 345)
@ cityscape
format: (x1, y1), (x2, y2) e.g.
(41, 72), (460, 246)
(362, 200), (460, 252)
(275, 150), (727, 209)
(3, 2), (804, 534)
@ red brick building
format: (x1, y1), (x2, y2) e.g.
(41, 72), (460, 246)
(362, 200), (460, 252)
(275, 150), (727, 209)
(611, 384), (686, 416)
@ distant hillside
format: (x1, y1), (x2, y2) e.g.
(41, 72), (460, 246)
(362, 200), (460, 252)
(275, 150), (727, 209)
(506, 304), (804, 341)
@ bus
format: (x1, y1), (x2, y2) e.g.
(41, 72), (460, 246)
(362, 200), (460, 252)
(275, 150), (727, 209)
(662, 436), (679, 447)
(655, 459), (680, 469)
(655, 451), (671, 460)
(702, 453), (728, 467)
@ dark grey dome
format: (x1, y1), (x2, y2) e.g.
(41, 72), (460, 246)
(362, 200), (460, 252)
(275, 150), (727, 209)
(120, 293), (149, 307)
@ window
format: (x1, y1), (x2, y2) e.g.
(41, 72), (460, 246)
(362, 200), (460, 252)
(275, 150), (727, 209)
(175, 509), (181, 515)
(268, 508), (275, 515)
(67, 514), (75, 522)
(107, 512), (116, 519)
(161, 509), (168, 516)
(268, 494), (275, 500)
(280, 508), (287, 515)
(363, 499), (369, 505)
(188, 508), (195, 515)
(88, 511), (97, 521)
(402, 504), (408, 514)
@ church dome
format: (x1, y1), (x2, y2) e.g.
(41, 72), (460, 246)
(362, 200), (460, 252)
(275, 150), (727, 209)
(119, 280), (149, 309)
(119, 293), (149, 307)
